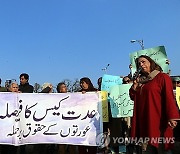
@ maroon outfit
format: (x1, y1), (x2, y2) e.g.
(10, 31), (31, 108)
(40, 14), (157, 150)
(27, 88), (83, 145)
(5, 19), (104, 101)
(129, 72), (179, 150)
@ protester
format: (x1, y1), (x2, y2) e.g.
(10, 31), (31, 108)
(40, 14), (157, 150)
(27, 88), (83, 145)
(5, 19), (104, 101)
(129, 55), (179, 153)
(1, 82), (19, 154)
(171, 76), (180, 89)
(33, 82), (56, 154)
(122, 75), (133, 84)
(97, 77), (102, 91)
(170, 76), (180, 154)
(8, 82), (20, 92)
(122, 75), (141, 154)
(19, 73), (34, 93)
(57, 82), (68, 154)
(56, 82), (68, 93)
(78, 77), (97, 154)
(96, 77), (112, 154)
(108, 76), (132, 154)
(79, 77), (97, 93)
(56, 82), (78, 154)
(40, 82), (53, 93)
(19, 73), (34, 154)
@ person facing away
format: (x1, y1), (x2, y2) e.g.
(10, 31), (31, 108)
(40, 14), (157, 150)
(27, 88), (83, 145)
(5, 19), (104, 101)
(40, 82), (53, 93)
(19, 73), (34, 93)
(129, 55), (179, 153)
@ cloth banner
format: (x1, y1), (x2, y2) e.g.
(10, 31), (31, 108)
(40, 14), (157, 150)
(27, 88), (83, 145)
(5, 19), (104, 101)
(0, 92), (103, 146)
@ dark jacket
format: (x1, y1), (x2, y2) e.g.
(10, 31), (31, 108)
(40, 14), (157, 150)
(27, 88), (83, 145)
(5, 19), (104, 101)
(19, 83), (34, 93)
(40, 87), (51, 93)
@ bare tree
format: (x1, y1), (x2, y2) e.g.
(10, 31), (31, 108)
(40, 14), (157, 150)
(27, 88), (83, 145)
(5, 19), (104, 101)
(61, 78), (81, 92)
(34, 83), (41, 93)
(71, 78), (81, 92)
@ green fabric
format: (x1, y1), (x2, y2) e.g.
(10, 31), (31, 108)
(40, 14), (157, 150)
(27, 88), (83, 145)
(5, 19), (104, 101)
(0, 87), (7, 92)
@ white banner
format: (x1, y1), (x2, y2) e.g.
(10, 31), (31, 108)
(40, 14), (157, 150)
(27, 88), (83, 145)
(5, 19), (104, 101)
(0, 92), (103, 146)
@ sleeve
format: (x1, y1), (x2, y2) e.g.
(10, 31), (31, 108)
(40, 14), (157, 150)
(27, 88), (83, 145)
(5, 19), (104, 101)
(26, 85), (34, 93)
(28, 85), (34, 93)
(162, 74), (179, 120)
(129, 86), (136, 101)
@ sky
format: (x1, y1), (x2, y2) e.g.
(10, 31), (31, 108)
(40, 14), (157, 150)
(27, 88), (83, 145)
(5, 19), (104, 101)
(0, 0), (180, 88)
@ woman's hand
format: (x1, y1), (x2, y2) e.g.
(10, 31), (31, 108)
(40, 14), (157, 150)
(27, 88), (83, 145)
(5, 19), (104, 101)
(132, 72), (140, 90)
(132, 79), (139, 91)
(81, 91), (86, 94)
(168, 119), (177, 128)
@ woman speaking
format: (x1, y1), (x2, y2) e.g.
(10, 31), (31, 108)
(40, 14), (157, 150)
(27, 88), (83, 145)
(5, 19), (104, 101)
(129, 55), (179, 154)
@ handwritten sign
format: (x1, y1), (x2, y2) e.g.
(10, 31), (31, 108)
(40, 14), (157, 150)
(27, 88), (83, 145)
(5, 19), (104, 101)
(109, 84), (134, 118)
(99, 91), (109, 122)
(176, 87), (180, 109)
(101, 74), (123, 92)
(130, 46), (169, 75)
(0, 92), (103, 146)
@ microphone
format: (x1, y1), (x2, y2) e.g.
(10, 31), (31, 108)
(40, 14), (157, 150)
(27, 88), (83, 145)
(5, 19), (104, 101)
(133, 67), (142, 80)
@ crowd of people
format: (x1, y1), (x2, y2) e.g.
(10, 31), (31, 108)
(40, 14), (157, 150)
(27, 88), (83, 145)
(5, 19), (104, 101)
(0, 55), (180, 154)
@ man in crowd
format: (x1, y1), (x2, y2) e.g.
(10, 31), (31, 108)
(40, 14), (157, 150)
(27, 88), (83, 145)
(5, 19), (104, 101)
(19, 73), (33, 154)
(19, 73), (34, 93)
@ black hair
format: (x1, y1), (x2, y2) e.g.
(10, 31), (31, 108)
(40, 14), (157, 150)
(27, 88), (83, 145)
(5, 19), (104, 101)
(20, 73), (29, 80)
(79, 77), (97, 92)
(56, 82), (66, 93)
(136, 55), (162, 76)
(97, 77), (102, 90)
